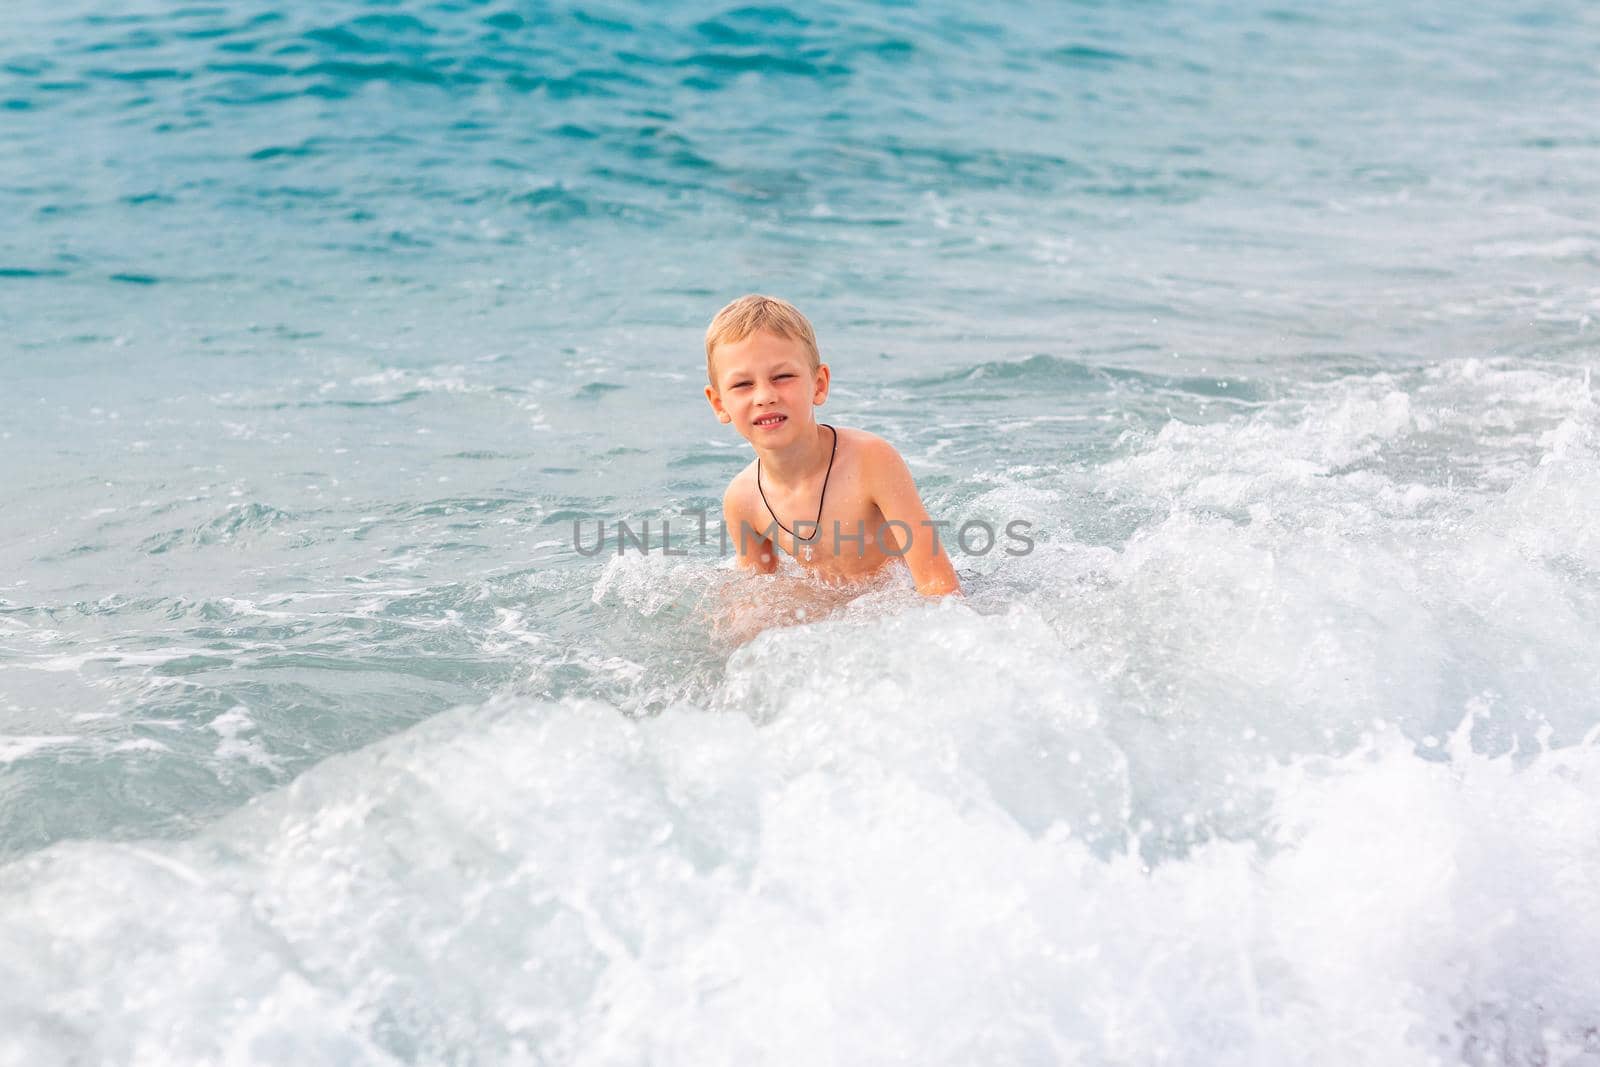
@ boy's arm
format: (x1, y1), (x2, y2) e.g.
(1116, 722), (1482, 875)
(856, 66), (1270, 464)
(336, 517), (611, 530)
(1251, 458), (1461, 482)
(863, 439), (962, 597)
(724, 482), (778, 574)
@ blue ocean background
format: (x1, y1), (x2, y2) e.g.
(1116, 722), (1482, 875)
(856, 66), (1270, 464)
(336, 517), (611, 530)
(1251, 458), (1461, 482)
(4, 1), (1600, 1063)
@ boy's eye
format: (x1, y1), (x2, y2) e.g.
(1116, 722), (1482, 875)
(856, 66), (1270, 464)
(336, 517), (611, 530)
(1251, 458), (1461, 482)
(774, 374), (795, 381)
(731, 381), (752, 389)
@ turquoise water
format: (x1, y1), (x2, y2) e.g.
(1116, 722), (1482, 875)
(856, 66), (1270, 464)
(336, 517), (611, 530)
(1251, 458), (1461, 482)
(4, 1), (1600, 1062)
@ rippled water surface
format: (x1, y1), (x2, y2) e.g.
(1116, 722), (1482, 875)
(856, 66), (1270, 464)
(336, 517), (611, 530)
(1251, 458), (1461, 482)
(3, 1), (1600, 1063)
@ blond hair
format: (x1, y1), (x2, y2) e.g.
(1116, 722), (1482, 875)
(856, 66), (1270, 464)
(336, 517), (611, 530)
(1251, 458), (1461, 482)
(704, 294), (820, 384)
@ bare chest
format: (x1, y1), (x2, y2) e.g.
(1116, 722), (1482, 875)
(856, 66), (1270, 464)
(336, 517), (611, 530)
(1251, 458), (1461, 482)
(752, 458), (891, 574)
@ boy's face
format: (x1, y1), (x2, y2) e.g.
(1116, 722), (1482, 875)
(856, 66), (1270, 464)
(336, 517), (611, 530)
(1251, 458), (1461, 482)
(704, 330), (830, 446)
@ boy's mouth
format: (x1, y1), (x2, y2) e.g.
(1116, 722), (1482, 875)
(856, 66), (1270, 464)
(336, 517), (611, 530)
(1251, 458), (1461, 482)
(752, 413), (787, 428)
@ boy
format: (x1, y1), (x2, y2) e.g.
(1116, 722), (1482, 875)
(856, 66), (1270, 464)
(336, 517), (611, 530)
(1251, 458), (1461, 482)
(704, 294), (961, 597)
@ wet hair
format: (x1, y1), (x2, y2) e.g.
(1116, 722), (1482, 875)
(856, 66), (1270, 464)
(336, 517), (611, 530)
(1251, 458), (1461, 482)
(704, 294), (821, 384)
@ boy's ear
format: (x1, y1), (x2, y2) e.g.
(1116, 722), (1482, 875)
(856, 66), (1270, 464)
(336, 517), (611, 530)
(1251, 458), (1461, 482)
(811, 363), (830, 406)
(705, 384), (732, 423)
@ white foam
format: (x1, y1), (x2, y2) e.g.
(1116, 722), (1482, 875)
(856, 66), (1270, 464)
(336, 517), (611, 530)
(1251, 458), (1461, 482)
(209, 706), (280, 771)
(5, 358), (1600, 1062)
(2, 688), (1597, 1065)
(0, 735), (79, 763)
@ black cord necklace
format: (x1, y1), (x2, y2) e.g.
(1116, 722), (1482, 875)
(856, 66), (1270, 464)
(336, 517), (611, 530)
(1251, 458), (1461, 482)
(757, 423), (837, 560)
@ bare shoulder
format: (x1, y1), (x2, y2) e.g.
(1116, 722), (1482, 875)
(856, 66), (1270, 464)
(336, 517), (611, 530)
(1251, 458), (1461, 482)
(830, 426), (908, 475)
(721, 459), (761, 521)
(830, 426), (899, 463)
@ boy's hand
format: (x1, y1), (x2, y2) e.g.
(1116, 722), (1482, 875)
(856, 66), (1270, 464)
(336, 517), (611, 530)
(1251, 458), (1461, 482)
(861, 439), (962, 597)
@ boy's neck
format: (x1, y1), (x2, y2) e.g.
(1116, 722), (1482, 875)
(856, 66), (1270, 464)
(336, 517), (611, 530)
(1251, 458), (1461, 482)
(755, 420), (832, 486)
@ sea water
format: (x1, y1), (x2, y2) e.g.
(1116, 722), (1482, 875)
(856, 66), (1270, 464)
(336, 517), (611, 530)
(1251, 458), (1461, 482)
(3, 0), (1600, 1062)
